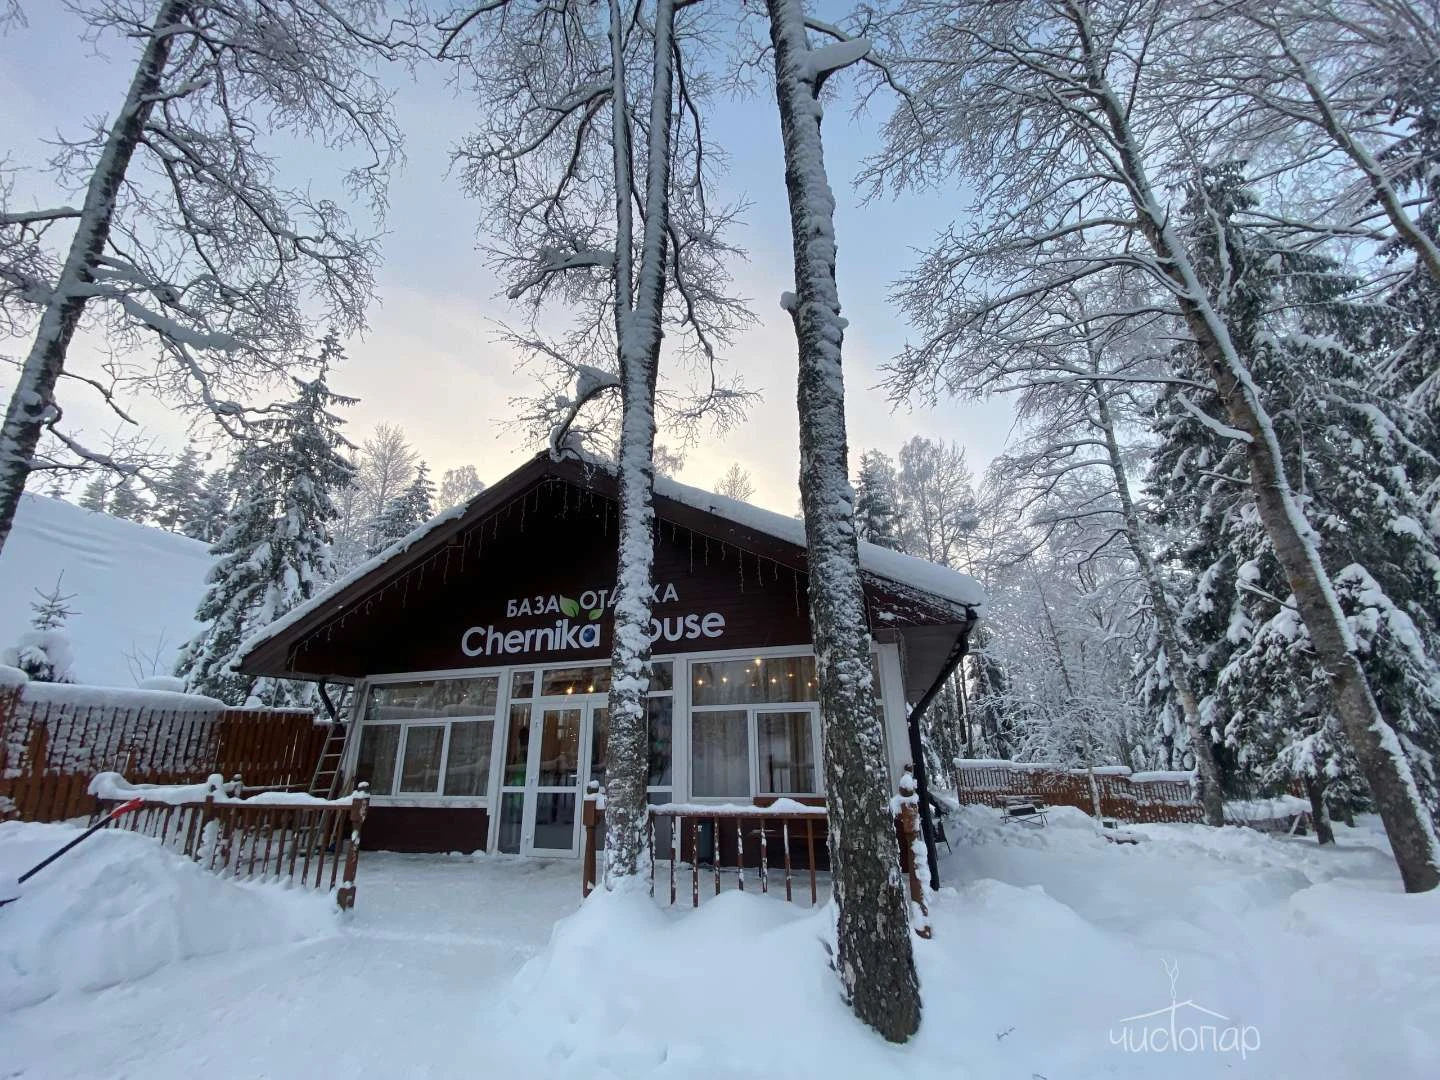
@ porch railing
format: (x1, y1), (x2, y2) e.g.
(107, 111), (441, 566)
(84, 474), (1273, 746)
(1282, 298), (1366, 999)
(89, 772), (371, 910)
(581, 768), (932, 934)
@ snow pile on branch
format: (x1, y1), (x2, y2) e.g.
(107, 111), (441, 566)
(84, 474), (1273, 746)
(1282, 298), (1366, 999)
(0, 821), (335, 1009)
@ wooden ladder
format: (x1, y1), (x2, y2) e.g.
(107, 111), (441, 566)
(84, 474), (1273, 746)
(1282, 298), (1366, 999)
(308, 720), (352, 799)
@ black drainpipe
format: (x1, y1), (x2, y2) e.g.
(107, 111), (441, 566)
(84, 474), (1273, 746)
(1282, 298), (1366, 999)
(317, 680), (342, 724)
(904, 626), (972, 890)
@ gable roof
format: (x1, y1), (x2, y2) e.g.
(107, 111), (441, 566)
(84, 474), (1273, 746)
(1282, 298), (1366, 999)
(237, 452), (984, 679)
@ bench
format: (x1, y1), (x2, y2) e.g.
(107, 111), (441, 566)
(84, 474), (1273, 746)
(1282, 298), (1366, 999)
(1002, 795), (1049, 827)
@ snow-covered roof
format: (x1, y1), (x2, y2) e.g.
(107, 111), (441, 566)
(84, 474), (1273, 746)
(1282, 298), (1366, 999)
(239, 453), (984, 665)
(648, 468), (985, 611)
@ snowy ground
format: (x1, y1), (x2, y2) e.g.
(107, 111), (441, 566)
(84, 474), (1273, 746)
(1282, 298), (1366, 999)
(3, 807), (1436, 1079)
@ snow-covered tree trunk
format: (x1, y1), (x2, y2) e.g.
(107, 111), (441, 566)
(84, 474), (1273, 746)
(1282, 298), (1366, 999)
(1071, 0), (1440, 891)
(603, 0), (676, 886)
(0, 0), (190, 557)
(1093, 388), (1224, 826)
(765, 0), (921, 1041)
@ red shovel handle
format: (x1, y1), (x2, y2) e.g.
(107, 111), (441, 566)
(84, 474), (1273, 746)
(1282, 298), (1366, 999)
(14, 796), (149, 888)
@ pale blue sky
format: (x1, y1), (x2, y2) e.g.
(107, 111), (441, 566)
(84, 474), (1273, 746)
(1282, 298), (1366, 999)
(0, 5), (1013, 513)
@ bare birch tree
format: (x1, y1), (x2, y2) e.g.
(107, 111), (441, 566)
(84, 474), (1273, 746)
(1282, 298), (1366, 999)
(897, 273), (1228, 824)
(869, 0), (1440, 891)
(440, 0), (751, 883)
(762, 0), (922, 1041)
(0, 1), (405, 557)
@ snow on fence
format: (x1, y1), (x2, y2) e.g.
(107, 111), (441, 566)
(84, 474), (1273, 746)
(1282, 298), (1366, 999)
(89, 772), (371, 910)
(581, 768), (932, 935)
(952, 759), (1206, 824)
(0, 683), (327, 823)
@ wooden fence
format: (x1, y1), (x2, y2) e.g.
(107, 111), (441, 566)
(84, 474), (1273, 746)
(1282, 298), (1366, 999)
(952, 760), (1207, 824)
(93, 776), (371, 909)
(582, 769), (932, 936)
(1, 684), (328, 823)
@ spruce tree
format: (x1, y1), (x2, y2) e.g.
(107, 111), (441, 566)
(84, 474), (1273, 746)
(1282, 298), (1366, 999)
(366, 460), (434, 558)
(108, 477), (149, 523)
(154, 446), (207, 533)
(178, 336), (357, 704)
(854, 450), (903, 550)
(3, 574), (78, 683)
(1147, 163), (1440, 820)
(77, 475), (109, 513)
(188, 468), (236, 543)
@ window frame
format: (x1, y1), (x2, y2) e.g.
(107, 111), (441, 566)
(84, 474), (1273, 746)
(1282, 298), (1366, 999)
(355, 675), (502, 806)
(685, 703), (824, 800)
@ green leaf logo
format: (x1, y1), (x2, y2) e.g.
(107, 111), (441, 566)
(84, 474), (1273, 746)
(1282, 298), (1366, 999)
(588, 607), (604, 621)
(559, 595), (580, 618)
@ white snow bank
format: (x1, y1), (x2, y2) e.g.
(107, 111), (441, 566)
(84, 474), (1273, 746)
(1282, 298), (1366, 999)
(89, 771), (354, 808)
(137, 675), (188, 693)
(0, 663), (28, 687)
(1225, 794), (1310, 823)
(481, 808), (1440, 1077)
(0, 821), (336, 1009)
(16, 681), (224, 712)
(0, 494), (212, 686)
(1130, 770), (1197, 784)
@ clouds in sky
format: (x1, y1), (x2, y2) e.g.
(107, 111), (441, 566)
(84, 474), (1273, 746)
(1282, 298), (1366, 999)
(1, 7), (1013, 514)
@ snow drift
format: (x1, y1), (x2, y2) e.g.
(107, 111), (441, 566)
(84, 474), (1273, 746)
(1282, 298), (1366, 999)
(0, 821), (336, 1009)
(0, 494), (212, 686)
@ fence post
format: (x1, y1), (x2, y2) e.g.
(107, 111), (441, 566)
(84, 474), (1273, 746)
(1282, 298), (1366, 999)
(336, 782), (369, 911)
(192, 789), (216, 862)
(896, 765), (933, 940)
(581, 781), (601, 897)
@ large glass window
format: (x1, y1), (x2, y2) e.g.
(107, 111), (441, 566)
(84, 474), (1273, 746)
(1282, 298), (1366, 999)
(504, 704), (532, 786)
(537, 708), (581, 786)
(757, 711), (816, 795)
(647, 697), (673, 786)
(355, 724), (400, 796)
(359, 676), (500, 799)
(399, 725), (445, 792)
(365, 676), (498, 721)
(541, 665), (610, 696)
(444, 720), (494, 797)
(587, 700), (672, 786)
(691, 710), (750, 797)
(691, 656), (817, 706)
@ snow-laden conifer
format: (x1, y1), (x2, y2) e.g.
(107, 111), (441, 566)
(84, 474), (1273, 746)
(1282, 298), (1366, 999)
(177, 335), (356, 705)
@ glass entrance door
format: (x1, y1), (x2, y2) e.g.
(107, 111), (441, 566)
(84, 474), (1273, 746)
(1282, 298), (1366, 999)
(501, 699), (606, 857)
(528, 705), (582, 854)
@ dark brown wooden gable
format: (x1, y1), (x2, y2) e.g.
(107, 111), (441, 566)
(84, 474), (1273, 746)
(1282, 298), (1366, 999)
(239, 454), (976, 682)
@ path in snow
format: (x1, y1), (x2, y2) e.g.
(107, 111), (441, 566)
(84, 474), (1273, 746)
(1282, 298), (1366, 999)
(0, 852), (580, 1079)
(3, 809), (1437, 1079)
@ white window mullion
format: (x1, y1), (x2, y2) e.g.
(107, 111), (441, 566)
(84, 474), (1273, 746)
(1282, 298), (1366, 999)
(436, 722), (452, 797)
(754, 711), (766, 806)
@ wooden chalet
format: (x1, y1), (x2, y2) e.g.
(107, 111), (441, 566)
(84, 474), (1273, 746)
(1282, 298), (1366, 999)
(237, 453), (983, 864)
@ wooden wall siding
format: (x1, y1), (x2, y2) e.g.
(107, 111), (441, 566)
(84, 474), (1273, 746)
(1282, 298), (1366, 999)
(284, 480), (818, 679)
(358, 805), (489, 853)
(0, 687), (326, 823)
(952, 762), (1207, 825)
